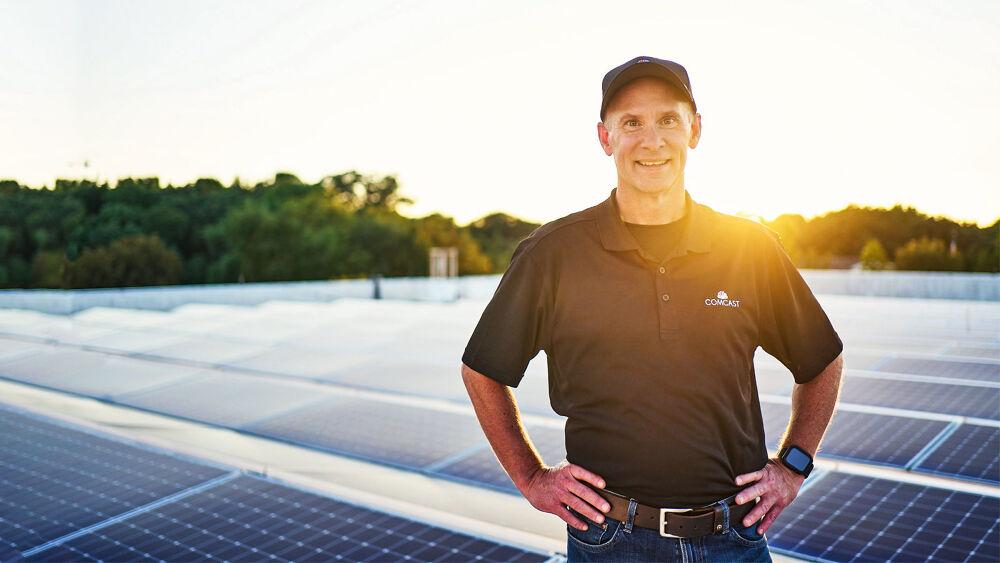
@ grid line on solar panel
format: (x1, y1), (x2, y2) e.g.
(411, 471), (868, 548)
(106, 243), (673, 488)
(915, 424), (1000, 486)
(767, 472), (1000, 562)
(26, 475), (550, 562)
(839, 377), (1000, 420)
(0, 406), (229, 560)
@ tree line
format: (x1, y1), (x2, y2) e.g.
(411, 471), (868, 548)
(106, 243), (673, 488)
(0, 173), (995, 289)
(764, 205), (998, 273)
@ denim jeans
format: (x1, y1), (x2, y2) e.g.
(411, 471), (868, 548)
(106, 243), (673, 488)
(566, 496), (772, 562)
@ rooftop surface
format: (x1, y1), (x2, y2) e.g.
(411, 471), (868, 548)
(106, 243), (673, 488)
(0, 293), (997, 561)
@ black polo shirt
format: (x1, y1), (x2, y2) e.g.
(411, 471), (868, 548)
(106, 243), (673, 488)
(462, 188), (843, 507)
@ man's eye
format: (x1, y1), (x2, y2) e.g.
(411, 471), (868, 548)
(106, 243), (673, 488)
(625, 119), (639, 127)
(661, 117), (678, 126)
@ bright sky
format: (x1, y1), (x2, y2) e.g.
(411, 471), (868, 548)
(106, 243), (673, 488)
(2, 0), (998, 227)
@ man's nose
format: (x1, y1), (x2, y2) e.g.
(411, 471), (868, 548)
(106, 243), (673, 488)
(640, 126), (667, 150)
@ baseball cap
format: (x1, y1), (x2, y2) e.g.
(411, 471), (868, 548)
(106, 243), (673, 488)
(600, 56), (696, 120)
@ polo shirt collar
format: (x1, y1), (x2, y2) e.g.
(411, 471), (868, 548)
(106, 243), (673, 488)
(596, 187), (714, 256)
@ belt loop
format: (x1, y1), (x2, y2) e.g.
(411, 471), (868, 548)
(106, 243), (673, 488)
(713, 499), (730, 534)
(623, 498), (638, 534)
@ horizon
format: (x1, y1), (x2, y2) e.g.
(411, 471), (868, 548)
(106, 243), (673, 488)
(2, 1), (998, 228)
(8, 172), (998, 229)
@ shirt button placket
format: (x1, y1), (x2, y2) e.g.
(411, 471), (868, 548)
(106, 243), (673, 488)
(655, 263), (675, 339)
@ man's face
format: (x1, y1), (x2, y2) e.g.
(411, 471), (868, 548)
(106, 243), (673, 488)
(597, 76), (701, 197)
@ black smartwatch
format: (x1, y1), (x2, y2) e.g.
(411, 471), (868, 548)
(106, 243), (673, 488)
(778, 445), (814, 478)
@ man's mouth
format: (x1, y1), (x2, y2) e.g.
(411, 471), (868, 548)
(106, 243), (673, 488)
(636, 159), (669, 167)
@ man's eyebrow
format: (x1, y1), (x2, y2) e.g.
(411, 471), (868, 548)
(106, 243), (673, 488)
(617, 110), (683, 123)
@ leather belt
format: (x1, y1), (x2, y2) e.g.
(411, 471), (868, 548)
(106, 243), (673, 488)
(594, 489), (755, 538)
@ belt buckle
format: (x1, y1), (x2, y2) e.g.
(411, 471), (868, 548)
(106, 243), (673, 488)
(658, 507), (691, 538)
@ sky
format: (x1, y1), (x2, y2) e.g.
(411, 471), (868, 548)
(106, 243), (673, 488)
(1, 0), (998, 227)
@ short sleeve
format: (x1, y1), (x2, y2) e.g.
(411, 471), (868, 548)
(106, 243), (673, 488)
(462, 239), (550, 388)
(757, 230), (843, 384)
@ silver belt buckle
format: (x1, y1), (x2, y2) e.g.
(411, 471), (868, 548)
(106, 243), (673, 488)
(658, 507), (692, 538)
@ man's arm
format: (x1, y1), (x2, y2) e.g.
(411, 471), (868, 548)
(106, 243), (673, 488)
(461, 362), (611, 530)
(734, 352), (844, 534)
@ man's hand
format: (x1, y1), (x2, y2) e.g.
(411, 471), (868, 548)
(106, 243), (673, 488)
(734, 458), (805, 534)
(520, 460), (611, 531)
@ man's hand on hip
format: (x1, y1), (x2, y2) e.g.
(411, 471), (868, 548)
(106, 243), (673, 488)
(733, 458), (805, 534)
(520, 460), (611, 531)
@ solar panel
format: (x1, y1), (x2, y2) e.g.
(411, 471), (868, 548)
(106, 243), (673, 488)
(434, 425), (566, 492)
(915, 424), (1000, 485)
(0, 406), (229, 560)
(79, 328), (189, 353)
(878, 357), (1000, 382)
(27, 475), (550, 562)
(117, 372), (333, 428)
(139, 337), (263, 364)
(768, 472), (1000, 562)
(0, 337), (48, 363)
(331, 359), (468, 400)
(0, 348), (206, 399)
(839, 376), (1000, 420)
(944, 345), (1000, 361)
(246, 396), (487, 470)
(760, 403), (949, 467)
(228, 345), (378, 378)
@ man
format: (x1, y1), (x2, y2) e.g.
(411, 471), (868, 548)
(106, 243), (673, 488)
(461, 56), (844, 562)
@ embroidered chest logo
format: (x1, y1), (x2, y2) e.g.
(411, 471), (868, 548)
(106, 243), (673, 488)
(705, 289), (741, 308)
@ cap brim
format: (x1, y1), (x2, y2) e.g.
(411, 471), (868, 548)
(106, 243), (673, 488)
(600, 64), (695, 121)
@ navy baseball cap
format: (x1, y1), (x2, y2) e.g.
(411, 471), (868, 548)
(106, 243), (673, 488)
(600, 56), (696, 120)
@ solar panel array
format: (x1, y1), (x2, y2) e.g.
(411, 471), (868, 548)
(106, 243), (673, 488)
(0, 294), (998, 561)
(0, 405), (551, 562)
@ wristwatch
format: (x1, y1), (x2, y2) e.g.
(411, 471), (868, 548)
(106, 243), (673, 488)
(778, 444), (814, 478)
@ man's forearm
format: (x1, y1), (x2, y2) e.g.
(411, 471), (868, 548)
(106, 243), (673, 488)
(461, 363), (545, 491)
(779, 353), (844, 457)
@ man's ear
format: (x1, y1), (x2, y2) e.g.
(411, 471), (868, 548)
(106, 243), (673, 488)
(688, 113), (702, 149)
(597, 121), (613, 156)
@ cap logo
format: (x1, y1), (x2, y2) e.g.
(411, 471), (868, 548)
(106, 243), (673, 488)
(636, 58), (649, 63)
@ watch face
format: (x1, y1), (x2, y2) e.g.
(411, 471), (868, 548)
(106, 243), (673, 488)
(785, 447), (812, 472)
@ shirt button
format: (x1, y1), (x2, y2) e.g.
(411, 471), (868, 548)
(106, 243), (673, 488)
(658, 266), (666, 274)
(661, 293), (670, 302)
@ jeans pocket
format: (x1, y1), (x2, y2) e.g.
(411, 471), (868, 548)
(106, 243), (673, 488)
(728, 520), (768, 547)
(566, 508), (624, 551)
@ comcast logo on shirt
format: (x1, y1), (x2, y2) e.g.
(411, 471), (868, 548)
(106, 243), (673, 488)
(705, 290), (741, 308)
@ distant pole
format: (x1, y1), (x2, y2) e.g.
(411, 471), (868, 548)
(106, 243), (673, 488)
(372, 274), (382, 300)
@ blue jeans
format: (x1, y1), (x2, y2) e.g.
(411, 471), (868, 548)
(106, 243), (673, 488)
(566, 496), (772, 562)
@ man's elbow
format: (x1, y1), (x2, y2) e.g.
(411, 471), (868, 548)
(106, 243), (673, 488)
(461, 362), (497, 389)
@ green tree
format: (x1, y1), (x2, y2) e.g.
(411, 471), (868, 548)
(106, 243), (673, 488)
(894, 238), (964, 271)
(467, 213), (540, 271)
(859, 238), (889, 270)
(63, 234), (182, 288)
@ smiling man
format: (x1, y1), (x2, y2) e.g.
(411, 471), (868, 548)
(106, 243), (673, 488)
(461, 56), (844, 562)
